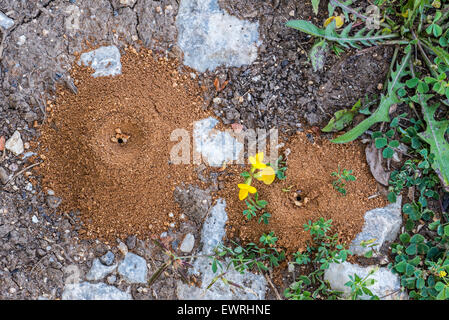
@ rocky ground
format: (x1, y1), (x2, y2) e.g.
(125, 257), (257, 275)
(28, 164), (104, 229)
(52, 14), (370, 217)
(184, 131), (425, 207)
(0, 0), (402, 300)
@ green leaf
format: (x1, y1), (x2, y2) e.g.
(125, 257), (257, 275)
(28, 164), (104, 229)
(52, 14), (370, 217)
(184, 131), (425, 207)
(417, 99), (449, 191)
(285, 20), (399, 49)
(395, 261), (407, 273)
(410, 234), (425, 244)
(406, 78), (419, 88)
(416, 277), (425, 289)
(322, 99), (361, 133)
(311, 0), (320, 15)
(423, 39), (449, 68)
(405, 263), (415, 276)
(435, 281), (445, 291)
(406, 244), (417, 255)
(388, 192), (397, 203)
(309, 39), (328, 72)
(400, 233), (411, 244)
(375, 137), (388, 148)
(389, 140), (400, 148)
(383, 147), (394, 159)
(444, 225), (449, 236)
(332, 51), (411, 143)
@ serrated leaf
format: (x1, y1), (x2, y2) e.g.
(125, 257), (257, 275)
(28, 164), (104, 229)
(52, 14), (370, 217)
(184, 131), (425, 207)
(332, 51), (411, 143)
(309, 39), (328, 72)
(417, 98), (449, 191)
(285, 20), (398, 49)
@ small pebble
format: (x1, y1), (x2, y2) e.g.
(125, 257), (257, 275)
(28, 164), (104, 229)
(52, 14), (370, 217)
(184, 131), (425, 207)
(118, 241), (128, 255)
(0, 167), (9, 184)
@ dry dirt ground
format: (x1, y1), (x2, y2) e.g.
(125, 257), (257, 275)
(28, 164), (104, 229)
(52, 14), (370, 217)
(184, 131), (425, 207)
(0, 0), (391, 299)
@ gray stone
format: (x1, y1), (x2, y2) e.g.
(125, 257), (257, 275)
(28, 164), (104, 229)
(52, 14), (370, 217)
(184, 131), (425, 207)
(177, 199), (267, 299)
(100, 251), (115, 266)
(62, 282), (131, 300)
(200, 198), (227, 254)
(79, 45), (122, 77)
(126, 235), (137, 250)
(46, 195), (62, 209)
(180, 233), (195, 253)
(350, 196), (402, 256)
(176, 0), (260, 72)
(193, 117), (243, 167)
(0, 167), (9, 185)
(86, 258), (117, 281)
(118, 253), (147, 284)
(117, 241), (128, 256)
(120, 0), (137, 6)
(0, 12), (14, 30)
(324, 262), (408, 300)
(5, 131), (24, 156)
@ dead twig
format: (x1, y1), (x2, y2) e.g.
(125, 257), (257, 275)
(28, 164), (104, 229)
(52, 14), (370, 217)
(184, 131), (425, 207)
(265, 271), (282, 300)
(4, 162), (41, 185)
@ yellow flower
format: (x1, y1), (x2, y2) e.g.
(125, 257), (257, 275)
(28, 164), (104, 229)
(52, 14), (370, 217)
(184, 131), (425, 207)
(249, 152), (267, 169)
(439, 270), (447, 278)
(324, 15), (344, 28)
(238, 184), (257, 200)
(255, 166), (276, 185)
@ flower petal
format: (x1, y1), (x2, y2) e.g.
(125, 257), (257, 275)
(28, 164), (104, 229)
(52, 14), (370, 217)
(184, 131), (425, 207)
(239, 189), (248, 200)
(324, 16), (344, 28)
(249, 156), (257, 165)
(259, 167), (276, 185)
(248, 186), (257, 194)
(253, 162), (267, 169)
(255, 152), (264, 164)
(238, 183), (249, 190)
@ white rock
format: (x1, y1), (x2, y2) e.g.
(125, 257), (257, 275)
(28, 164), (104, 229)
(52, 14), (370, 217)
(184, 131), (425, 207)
(117, 241), (128, 255)
(17, 35), (26, 46)
(193, 117), (243, 167)
(5, 131), (24, 156)
(86, 258), (117, 281)
(120, 0), (137, 6)
(350, 196), (402, 256)
(79, 46), (122, 78)
(117, 253), (147, 284)
(0, 12), (14, 30)
(62, 282), (132, 300)
(324, 262), (407, 300)
(180, 233), (195, 253)
(177, 199), (267, 299)
(64, 5), (81, 31)
(32, 215), (39, 224)
(176, 0), (260, 72)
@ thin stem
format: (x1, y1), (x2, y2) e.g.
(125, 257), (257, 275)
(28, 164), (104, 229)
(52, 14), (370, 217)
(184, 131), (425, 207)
(412, 30), (438, 78)
(330, 0), (369, 21)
